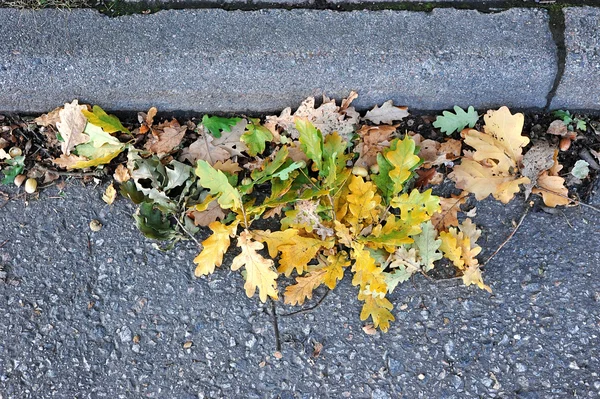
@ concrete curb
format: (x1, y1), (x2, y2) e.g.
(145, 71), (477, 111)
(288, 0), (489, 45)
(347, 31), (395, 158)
(0, 7), (594, 113)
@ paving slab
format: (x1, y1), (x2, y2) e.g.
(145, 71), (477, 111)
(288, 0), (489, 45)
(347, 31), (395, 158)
(0, 8), (555, 113)
(0, 180), (599, 398)
(550, 7), (600, 111)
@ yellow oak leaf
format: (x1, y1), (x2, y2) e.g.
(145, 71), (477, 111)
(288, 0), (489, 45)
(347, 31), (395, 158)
(384, 136), (420, 189)
(345, 175), (381, 227)
(252, 228), (300, 258)
(533, 172), (570, 207)
(53, 149), (123, 170)
(532, 151), (570, 207)
(368, 214), (416, 250)
(450, 107), (531, 204)
(194, 221), (238, 277)
(284, 269), (326, 306)
(358, 292), (395, 332)
(231, 230), (279, 302)
(321, 251), (351, 289)
(351, 243), (387, 294)
(482, 106), (530, 165)
(439, 231), (463, 268)
(450, 159), (530, 203)
(277, 235), (334, 277)
(102, 183), (117, 205)
(334, 220), (353, 247)
(462, 263), (492, 293)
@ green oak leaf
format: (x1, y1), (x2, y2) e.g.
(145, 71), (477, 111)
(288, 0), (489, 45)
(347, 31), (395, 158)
(571, 160), (589, 179)
(433, 106), (479, 135)
(82, 105), (130, 134)
(295, 118), (323, 171)
(241, 118), (273, 156)
(413, 221), (443, 272)
(195, 160), (241, 210)
(134, 202), (177, 241)
(272, 160), (305, 181)
(202, 115), (242, 138)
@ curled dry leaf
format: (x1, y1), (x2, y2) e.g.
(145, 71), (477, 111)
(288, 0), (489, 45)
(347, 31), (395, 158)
(34, 106), (62, 127)
(113, 164), (131, 183)
(532, 150), (570, 207)
(430, 193), (467, 231)
(363, 100), (409, 125)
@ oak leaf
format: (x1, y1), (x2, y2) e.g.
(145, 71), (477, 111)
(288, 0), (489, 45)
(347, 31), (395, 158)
(384, 136), (420, 191)
(358, 292), (395, 332)
(241, 118), (273, 156)
(354, 124), (397, 168)
(145, 124), (187, 155)
(521, 141), (555, 198)
(231, 230), (279, 302)
(321, 251), (351, 289)
(413, 221), (443, 271)
(82, 105), (130, 134)
(532, 150), (570, 207)
(188, 199), (226, 227)
(195, 160), (241, 210)
(266, 95), (358, 141)
(450, 158), (530, 204)
(363, 100), (409, 124)
(102, 183), (117, 205)
(284, 268), (326, 306)
(194, 221), (238, 276)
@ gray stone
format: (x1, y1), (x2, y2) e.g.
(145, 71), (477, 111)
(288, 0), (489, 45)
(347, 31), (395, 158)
(550, 7), (600, 111)
(0, 8), (555, 113)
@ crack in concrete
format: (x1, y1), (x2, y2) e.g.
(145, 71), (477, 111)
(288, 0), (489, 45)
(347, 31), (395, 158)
(545, 7), (567, 111)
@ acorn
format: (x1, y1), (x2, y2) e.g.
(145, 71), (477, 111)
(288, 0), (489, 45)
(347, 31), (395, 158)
(14, 174), (26, 187)
(352, 166), (369, 177)
(370, 164), (380, 174)
(24, 178), (37, 194)
(8, 147), (22, 158)
(89, 219), (103, 232)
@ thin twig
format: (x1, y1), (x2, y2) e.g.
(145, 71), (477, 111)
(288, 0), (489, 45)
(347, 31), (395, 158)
(270, 299), (282, 352)
(174, 217), (201, 248)
(481, 204), (530, 268)
(280, 289), (330, 317)
(0, 239), (8, 249)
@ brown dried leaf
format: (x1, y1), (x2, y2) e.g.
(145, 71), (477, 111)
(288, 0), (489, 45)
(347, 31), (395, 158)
(145, 125), (187, 155)
(180, 133), (231, 165)
(363, 101), (409, 125)
(354, 124), (397, 168)
(547, 120), (568, 137)
(34, 106), (62, 127)
(213, 159), (242, 174)
(57, 100), (89, 155)
(521, 141), (556, 198)
(188, 201), (226, 227)
(113, 164), (131, 183)
(430, 194), (467, 231)
(265, 96), (358, 141)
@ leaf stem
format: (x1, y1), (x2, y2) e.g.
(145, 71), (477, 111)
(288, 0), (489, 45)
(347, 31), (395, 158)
(174, 216), (201, 248)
